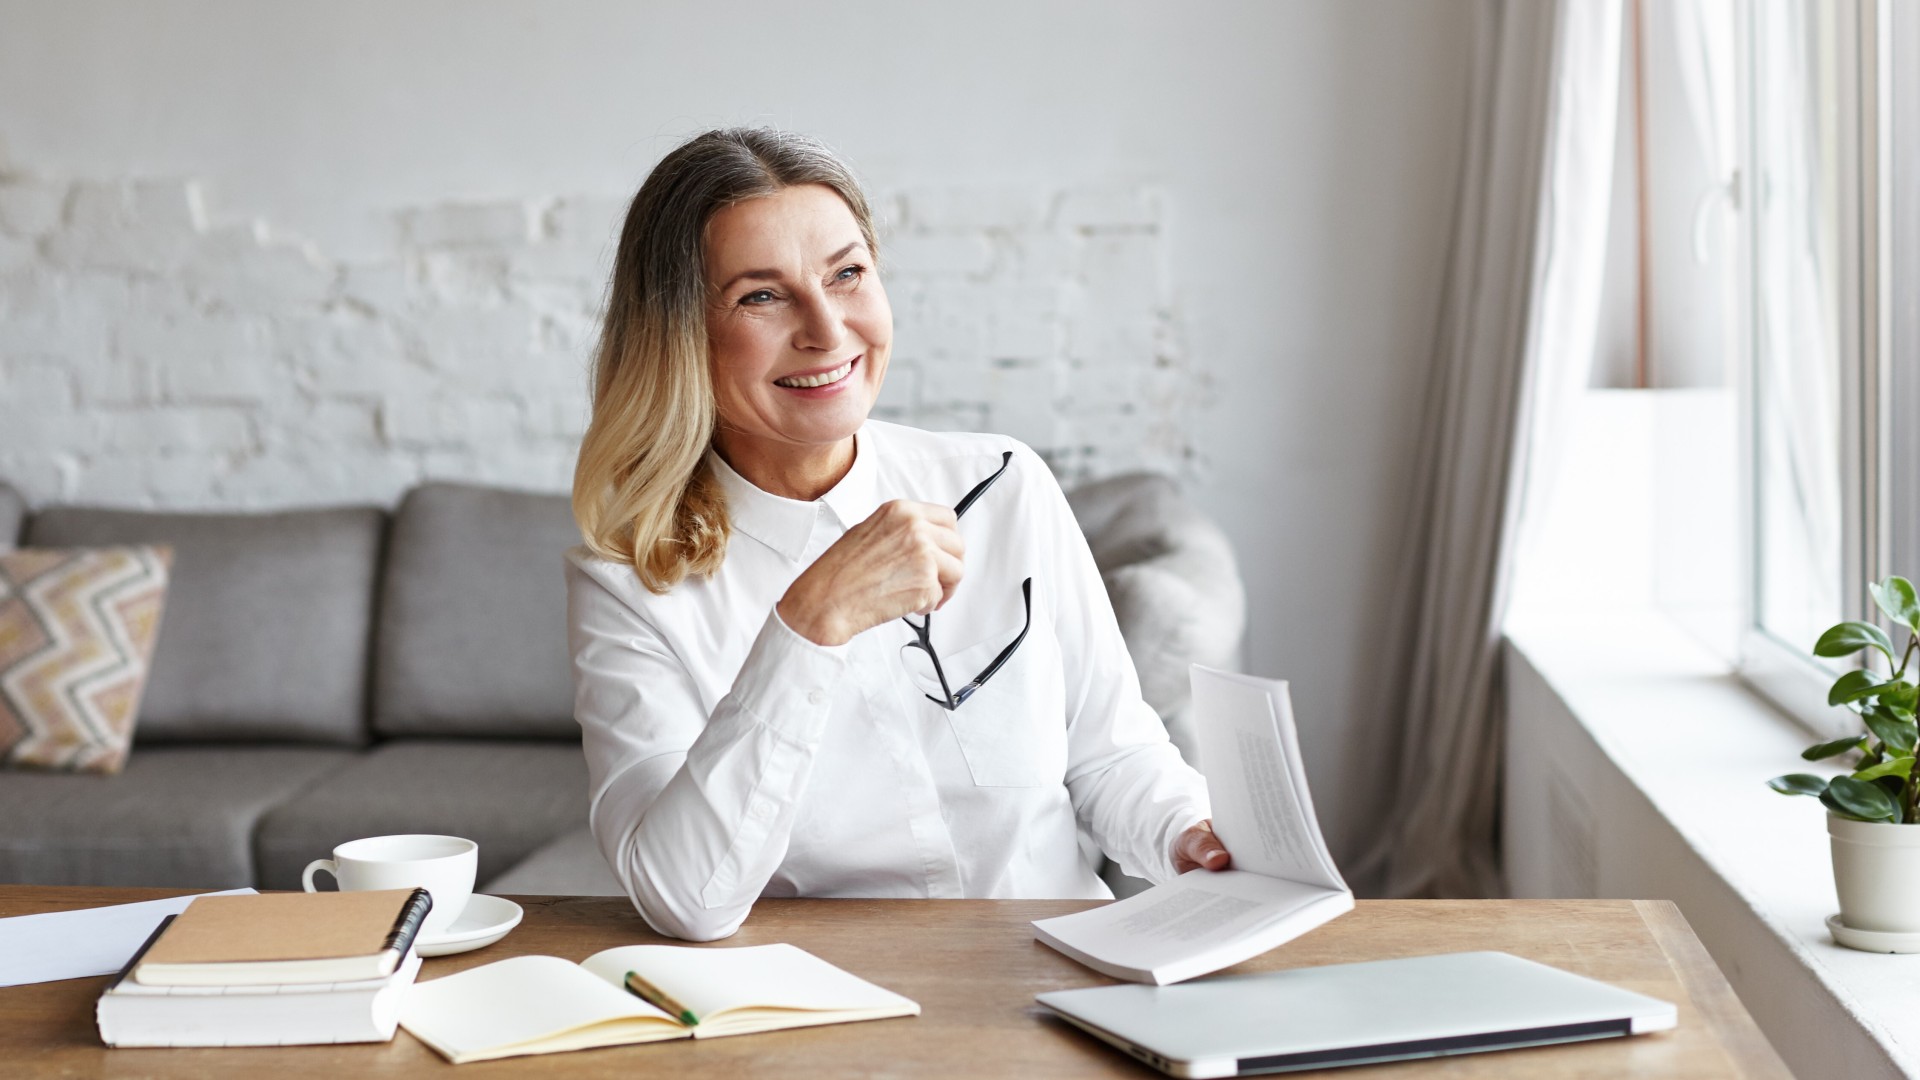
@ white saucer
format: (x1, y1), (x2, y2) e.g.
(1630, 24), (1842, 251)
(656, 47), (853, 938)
(416, 894), (523, 957)
(1826, 913), (1920, 954)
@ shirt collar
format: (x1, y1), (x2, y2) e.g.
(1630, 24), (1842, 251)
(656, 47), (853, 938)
(706, 426), (882, 563)
(820, 427), (883, 532)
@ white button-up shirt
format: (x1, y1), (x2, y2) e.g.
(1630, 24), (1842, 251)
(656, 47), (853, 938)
(566, 420), (1210, 941)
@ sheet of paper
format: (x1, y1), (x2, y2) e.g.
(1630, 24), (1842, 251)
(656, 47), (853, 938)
(1192, 665), (1347, 892)
(579, 942), (916, 1021)
(0, 888), (256, 988)
(401, 954), (678, 1062)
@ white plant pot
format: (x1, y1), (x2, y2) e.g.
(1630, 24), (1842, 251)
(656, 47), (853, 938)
(1829, 813), (1920, 936)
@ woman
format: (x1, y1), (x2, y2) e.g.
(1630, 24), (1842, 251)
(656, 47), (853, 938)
(568, 128), (1228, 941)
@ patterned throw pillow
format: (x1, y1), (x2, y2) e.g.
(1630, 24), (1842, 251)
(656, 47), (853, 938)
(0, 547), (172, 774)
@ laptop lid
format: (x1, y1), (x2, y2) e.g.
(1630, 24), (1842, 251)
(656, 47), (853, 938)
(1035, 950), (1677, 1078)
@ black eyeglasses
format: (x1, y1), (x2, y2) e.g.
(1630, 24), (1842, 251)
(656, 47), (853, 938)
(899, 451), (1034, 711)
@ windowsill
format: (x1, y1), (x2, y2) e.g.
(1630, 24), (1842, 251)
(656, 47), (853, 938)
(1504, 610), (1920, 1078)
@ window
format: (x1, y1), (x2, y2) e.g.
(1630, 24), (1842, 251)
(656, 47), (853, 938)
(1504, 0), (1917, 727)
(1739, 0), (1920, 737)
(1888, 4), (1920, 584)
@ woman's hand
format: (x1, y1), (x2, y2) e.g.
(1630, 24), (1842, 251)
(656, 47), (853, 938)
(776, 500), (965, 646)
(1173, 819), (1232, 873)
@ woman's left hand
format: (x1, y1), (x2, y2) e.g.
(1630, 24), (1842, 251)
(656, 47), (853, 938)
(1173, 819), (1232, 873)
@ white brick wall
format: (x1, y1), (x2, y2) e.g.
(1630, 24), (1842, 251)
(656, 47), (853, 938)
(0, 170), (1197, 509)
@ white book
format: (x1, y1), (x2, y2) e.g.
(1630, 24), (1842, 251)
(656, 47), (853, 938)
(97, 948), (421, 1047)
(1032, 665), (1353, 984)
(399, 942), (919, 1064)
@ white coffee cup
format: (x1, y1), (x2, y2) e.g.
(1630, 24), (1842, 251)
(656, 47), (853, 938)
(302, 834), (477, 938)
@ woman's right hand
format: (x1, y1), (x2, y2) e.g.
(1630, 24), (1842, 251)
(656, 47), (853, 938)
(776, 500), (965, 646)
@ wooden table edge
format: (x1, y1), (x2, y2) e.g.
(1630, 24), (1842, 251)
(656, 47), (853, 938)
(1634, 899), (1792, 1079)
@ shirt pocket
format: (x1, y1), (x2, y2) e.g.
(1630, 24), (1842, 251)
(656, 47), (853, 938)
(927, 612), (1069, 788)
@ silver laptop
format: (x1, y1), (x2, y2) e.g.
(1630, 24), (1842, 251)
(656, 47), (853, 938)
(1034, 950), (1677, 1078)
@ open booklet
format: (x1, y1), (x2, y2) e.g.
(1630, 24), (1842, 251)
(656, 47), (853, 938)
(399, 942), (918, 1064)
(1032, 665), (1352, 985)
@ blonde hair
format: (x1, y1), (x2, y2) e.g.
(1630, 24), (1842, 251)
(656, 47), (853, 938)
(572, 129), (880, 593)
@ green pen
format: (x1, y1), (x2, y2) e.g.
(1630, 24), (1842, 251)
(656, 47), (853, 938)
(625, 970), (699, 1027)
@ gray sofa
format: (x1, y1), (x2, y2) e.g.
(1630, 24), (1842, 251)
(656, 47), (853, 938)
(0, 472), (1244, 898)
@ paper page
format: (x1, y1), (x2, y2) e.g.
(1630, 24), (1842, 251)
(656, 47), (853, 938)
(1032, 870), (1331, 972)
(0, 888), (256, 988)
(580, 943), (915, 1022)
(400, 955), (677, 1061)
(1192, 665), (1347, 892)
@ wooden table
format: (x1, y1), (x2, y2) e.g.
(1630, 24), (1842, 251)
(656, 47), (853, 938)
(0, 887), (1789, 1077)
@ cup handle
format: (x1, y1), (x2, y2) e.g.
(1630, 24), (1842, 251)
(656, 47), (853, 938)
(302, 858), (337, 892)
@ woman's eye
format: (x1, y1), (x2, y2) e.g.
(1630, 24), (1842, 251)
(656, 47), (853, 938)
(740, 289), (776, 306)
(834, 264), (866, 283)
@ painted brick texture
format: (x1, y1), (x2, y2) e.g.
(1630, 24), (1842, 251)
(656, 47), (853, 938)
(0, 172), (1200, 508)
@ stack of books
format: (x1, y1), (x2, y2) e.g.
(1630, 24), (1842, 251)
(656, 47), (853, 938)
(97, 888), (431, 1048)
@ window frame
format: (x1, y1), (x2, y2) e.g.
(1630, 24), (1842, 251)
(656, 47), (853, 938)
(1886, 0), (1920, 587)
(1735, 0), (1884, 738)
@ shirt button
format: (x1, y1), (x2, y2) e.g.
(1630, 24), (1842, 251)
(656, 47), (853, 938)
(808, 689), (828, 706)
(751, 799), (775, 820)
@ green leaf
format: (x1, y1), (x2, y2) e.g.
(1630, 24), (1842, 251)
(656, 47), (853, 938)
(1882, 680), (1920, 715)
(1874, 777), (1909, 823)
(1769, 773), (1831, 796)
(1865, 711), (1920, 754)
(1827, 775), (1899, 821)
(1803, 735), (1867, 760)
(1855, 757), (1915, 782)
(1830, 669), (1889, 707)
(1870, 577), (1920, 633)
(1815, 621), (1897, 663)
(1819, 788), (1854, 817)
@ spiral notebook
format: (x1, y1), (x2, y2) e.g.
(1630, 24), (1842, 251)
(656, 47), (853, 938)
(131, 889), (431, 987)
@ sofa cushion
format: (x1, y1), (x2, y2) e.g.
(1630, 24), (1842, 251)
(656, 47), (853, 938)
(482, 826), (623, 896)
(0, 482), (24, 551)
(0, 546), (172, 773)
(253, 739), (589, 890)
(0, 745), (355, 888)
(24, 503), (384, 745)
(372, 483), (579, 739)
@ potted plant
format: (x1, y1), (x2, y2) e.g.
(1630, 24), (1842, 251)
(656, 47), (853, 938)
(1769, 575), (1920, 949)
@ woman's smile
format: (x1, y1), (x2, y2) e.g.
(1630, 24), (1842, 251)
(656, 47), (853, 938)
(773, 354), (861, 392)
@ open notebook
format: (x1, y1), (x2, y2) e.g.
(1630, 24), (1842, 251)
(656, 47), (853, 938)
(399, 942), (918, 1064)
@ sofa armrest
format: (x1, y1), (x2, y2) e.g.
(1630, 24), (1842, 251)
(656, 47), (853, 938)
(1065, 473), (1247, 766)
(0, 481), (25, 553)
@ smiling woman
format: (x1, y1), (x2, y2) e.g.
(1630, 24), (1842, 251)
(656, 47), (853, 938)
(565, 128), (1228, 942)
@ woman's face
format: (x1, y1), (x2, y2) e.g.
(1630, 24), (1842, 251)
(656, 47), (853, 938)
(704, 183), (891, 486)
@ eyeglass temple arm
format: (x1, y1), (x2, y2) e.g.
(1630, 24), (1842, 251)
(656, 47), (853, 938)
(951, 577), (1034, 707)
(952, 451), (1013, 520)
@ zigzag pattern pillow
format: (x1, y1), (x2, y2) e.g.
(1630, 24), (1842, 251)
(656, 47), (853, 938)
(0, 546), (172, 774)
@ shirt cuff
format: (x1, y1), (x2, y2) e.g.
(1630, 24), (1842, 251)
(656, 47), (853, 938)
(1162, 804), (1213, 878)
(727, 607), (851, 745)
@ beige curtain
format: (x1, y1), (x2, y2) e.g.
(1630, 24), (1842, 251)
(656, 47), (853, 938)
(1351, 0), (1622, 899)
